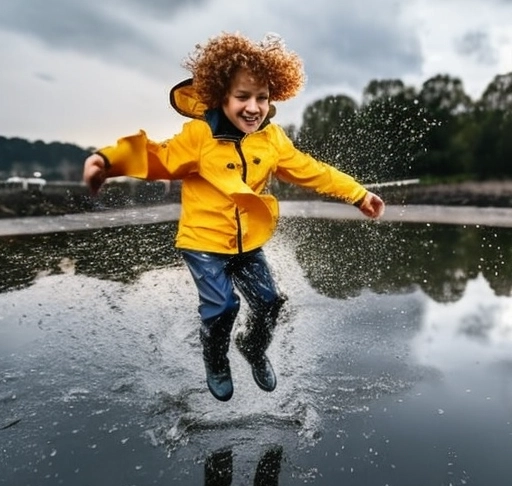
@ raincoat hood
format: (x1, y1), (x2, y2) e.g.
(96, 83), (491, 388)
(169, 78), (208, 120)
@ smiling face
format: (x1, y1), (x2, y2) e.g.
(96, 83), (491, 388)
(222, 69), (270, 134)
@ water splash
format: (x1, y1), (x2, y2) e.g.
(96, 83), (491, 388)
(0, 232), (418, 464)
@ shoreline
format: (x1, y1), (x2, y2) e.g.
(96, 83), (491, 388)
(2, 201), (512, 237)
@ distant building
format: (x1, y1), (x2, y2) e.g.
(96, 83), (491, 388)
(0, 176), (47, 191)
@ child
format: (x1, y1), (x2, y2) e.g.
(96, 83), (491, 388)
(83, 32), (385, 402)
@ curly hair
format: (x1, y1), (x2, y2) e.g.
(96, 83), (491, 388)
(182, 32), (305, 108)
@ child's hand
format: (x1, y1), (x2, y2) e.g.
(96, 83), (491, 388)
(83, 154), (107, 195)
(358, 191), (385, 219)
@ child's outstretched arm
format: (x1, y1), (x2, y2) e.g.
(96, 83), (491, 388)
(357, 191), (385, 219)
(83, 153), (108, 195)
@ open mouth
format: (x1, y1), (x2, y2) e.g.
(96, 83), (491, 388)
(242, 115), (259, 123)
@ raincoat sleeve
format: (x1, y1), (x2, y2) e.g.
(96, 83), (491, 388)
(96, 121), (202, 180)
(271, 125), (367, 205)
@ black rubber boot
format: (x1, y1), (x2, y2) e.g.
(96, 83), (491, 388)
(201, 312), (236, 402)
(249, 353), (277, 392)
(235, 296), (286, 392)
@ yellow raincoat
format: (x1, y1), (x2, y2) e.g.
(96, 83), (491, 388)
(97, 79), (367, 254)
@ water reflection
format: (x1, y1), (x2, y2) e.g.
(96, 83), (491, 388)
(2, 219), (512, 304)
(412, 273), (512, 369)
(3, 217), (512, 485)
(283, 218), (512, 301)
(204, 446), (282, 486)
(0, 223), (181, 292)
(205, 449), (233, 486)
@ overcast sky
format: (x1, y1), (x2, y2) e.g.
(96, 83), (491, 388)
(1, 0), (511, 149)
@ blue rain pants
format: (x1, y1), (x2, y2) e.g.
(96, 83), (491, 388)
(181, 248), (283, 324)
(181, 248), (286, 361)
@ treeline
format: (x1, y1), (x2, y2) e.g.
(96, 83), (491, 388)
(285, 72), (512, 185)
(0, 72), (511, 184)
(0, 137), (92, 180)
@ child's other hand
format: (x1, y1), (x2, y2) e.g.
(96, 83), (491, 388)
(83, 154), (107, 195)
(358, 191), (385, 219)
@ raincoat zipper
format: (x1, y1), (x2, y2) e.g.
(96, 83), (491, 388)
(234, 140), (248, 253)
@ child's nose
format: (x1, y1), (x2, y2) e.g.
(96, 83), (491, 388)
(246, 97), (258, 112)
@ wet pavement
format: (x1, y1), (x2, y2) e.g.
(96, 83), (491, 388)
(2, 204), (512, 485)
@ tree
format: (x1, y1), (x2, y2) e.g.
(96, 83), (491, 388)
(354, 79), (430, 182)
(470, 73), (512, 179)
(0, 136), (89, 180)
(298, 94), (358, 143)
(419, 74), (473, 115)
(295, 94), (359, 168)
(294, 80), (431, 184)
(362, 79), (416, 106)
(415, 75), (474, 178)
(477, 72), (512, 112)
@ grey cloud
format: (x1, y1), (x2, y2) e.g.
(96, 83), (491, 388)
(278, 2), (423, 92)
(1, 0), (424, 97)
(1, 0), (147, 49)
(34, 72), (56, 83)
(455, 31), (499, 66)
(122, 0), (210, 18)
(1, 0), (174, 77)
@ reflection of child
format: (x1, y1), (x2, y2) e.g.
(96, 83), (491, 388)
(83, 32), (385, 402)
(204, 445), (282, 485)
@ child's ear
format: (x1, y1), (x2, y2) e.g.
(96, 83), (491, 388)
(268, 104), (276, 119)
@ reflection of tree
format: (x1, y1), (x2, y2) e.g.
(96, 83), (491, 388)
(0, 223), (181, 293)
(2, 219), (512, 303)
(283, 218), (512, 302)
